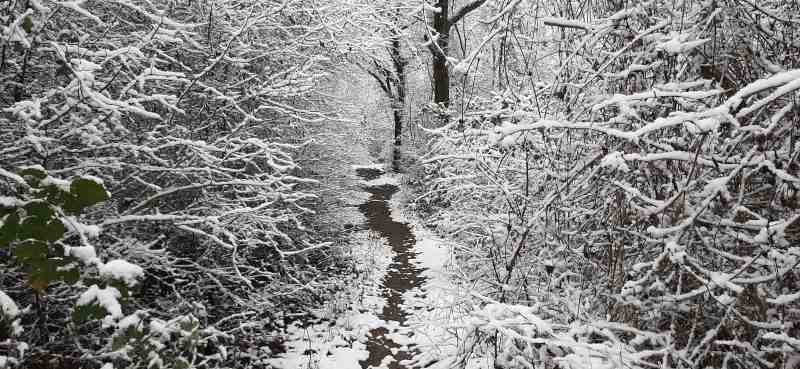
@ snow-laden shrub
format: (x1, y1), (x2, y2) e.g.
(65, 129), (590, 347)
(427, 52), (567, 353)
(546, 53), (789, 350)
(414, 1), (800, 368)
(1, 0), (334, 367)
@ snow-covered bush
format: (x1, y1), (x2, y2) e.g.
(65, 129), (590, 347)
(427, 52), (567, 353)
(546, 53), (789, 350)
(1, 0), (335, 367)
(414, 1), (800, 368)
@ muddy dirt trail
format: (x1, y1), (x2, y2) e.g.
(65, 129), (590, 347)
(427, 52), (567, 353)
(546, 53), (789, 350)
(356, 167), (426, 369)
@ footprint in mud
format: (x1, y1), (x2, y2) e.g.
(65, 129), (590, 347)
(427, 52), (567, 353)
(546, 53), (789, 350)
(355, 167), (426, 369)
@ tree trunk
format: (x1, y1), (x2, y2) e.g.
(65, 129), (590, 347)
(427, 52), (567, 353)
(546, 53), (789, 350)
(390, 33), (406, 145)
(432, 0), (450, 106)
(393, 109), (403, 146)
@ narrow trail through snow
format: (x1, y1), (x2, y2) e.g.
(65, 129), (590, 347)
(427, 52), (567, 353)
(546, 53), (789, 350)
(356, 167), (426, 369)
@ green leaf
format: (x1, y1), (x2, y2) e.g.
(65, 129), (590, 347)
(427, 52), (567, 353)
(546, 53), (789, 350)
(0, 320), (15, 339)
(28, 258), (65, 291)
(14, 240), (48, 262)
(67, 177), (109, 213)
(59, 266), (81, 284)
(43, 218), (65, 242)
(21, 16), (33, 33)
(111, 334), (129, 351)
(0, 212), (20, 248)
(110, 280), (130, 298)
(29, 271), (50, 292)
(43, 184), (72, 206)
(0, 205), (14, 215)
(23, 201), (53, 218)
(27, 258), (80, 289)
(112, 326), (144, 351)
(16, 201), (64, 242)
(73, 303), (107, 323)
(18, 214), (64, 242)
(18, 166), (45, 187)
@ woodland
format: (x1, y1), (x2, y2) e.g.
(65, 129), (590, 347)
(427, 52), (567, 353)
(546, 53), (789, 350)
(1, 0), (799, 368)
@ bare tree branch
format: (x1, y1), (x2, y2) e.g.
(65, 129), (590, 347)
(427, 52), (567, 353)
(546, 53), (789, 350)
(447, 0), (488, 26)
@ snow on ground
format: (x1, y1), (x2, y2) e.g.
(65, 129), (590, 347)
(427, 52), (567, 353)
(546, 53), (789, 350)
(361, 175), (399, 187)
(413, 238), (450, 273)
(264, 310), (382, 369)
(268, 161), (482, 369)
(352, 163), (387, 171)
(383, 174), (490, 369)
(267, 202), (395, 369)
(399, 238), (481, 369)
(347, 230), (393, 315)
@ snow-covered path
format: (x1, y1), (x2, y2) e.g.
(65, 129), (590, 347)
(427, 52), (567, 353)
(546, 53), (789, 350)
(260, 65), (473, 367)
(355, 166), (426, 369)
(351, 162), (483, 369)
(264, 156), (475, 369)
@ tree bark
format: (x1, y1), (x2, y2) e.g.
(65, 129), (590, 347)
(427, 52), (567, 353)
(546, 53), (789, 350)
(430, 0), (487, 107)
(389, 33), (406, 145)
(432, 0), (450, 106)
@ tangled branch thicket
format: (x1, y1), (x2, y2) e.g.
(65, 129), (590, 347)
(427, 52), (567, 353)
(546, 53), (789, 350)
(415, 1), (800, 368)
(1, 0), (339, 367)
